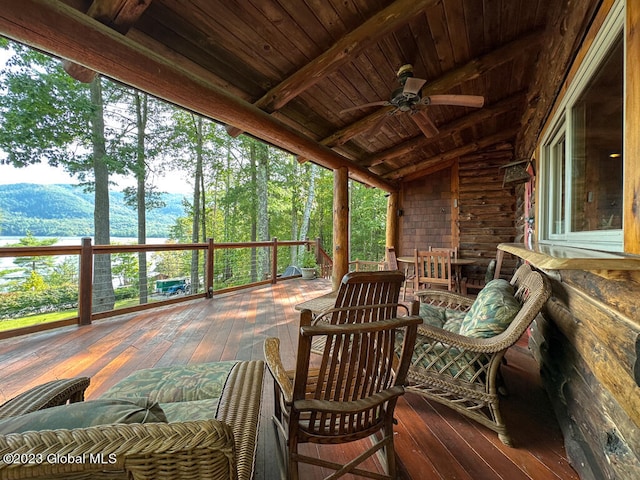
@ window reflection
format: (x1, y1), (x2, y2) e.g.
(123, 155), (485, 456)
(570, 37), (623, 232)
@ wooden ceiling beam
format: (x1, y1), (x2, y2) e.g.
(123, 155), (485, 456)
(256, 0), (438, 113)
(0, 0), (396, 192)
(385, 127), (520, 182)
(364, 93), (526, 168)
(62, 0), (152, 83)
(329, 29), (544, 148)
(226, 0), (438, 137)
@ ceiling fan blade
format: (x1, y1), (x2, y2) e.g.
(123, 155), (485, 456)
(426, 94), (485, 108)
(340, 101), (391, 114)
(403, 77), (427, 95)
(411, 110), (439, 138)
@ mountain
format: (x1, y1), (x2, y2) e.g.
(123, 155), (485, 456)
(0, 183), (187, 237)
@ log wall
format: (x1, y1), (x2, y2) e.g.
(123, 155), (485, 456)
(399, 167), (452, 257)
(529, 270), (640, 480)
(524, 2), (640, 478)
(457, 144), (518, 281)
(398, 144), (518, 282)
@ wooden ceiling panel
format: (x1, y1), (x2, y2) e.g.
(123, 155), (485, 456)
(1, 0), (602, 189)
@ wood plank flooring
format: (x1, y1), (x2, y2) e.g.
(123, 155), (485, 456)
(0, 278), (578, 480)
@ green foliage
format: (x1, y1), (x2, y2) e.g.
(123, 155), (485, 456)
(0, 183), (185, 237)
(299, 249), (317, 268)
(0, 285), (78, 318)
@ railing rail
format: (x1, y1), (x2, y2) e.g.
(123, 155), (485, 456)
(0, 237), (332, 340)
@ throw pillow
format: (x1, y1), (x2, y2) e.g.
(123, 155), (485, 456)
(0, 397), (167, 434)
(459, 279), (521, 338)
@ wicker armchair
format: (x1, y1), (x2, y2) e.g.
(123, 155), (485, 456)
(0, 361), (264, 480)
(0, 377), (90, 420)
(406, 264), (550, 446)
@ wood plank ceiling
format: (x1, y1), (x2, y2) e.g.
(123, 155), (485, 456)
(1, 0), (576, 191)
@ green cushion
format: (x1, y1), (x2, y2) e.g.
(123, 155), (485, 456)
(160, 398), (220, 423)
(459, 279), (521, 338)
(442, 309), (466, 333)
(419, 302), (445, 328)
(101, 361), (237, 403)
(0, 398), (166, 434)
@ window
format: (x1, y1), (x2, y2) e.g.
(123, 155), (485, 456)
(540, 2), (624, 251)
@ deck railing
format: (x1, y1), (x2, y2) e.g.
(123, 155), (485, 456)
(0, 237), (331, 339)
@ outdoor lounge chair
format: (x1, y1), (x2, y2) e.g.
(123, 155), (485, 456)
(264, 307), (422, 479)
(0, 361), (264, 480)
(404, 263), (550, 445)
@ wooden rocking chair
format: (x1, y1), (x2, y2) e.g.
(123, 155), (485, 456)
(264, 307), (421, 479)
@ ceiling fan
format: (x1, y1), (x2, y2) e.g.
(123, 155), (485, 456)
(341, 64), (484, 137)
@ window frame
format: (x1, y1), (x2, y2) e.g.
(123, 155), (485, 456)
(538, 0), (625, 252)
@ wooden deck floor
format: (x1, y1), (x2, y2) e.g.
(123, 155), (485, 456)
(0, 278), (579, 480)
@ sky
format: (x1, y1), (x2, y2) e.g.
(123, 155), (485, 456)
(0, 162), (192, 195)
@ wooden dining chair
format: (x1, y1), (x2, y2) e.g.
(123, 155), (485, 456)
(264, 309), (422, 479)
(414, 249), (454, 292)
(429, 246), (458, 260)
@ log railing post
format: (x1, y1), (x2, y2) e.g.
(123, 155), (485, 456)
(78, 237), (93, 325)
(207, 238), (214, 298)
(271, 237), (278, 284)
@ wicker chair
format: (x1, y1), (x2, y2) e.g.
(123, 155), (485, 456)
(406, 264), (550, 446)
(0, 361), (264, 480)
(264, 309), (421, 479)
(0, 377), (90, 419)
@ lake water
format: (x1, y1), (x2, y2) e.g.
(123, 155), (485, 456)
(0, 236), (168, 270)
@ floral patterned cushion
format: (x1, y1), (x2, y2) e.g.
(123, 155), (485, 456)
(101, 361), (238, 403)
(442, 309), (466, 333)
(160, 398), (220, 422)
(459, 279), (521, 338)
(0, 398), (166, 434)
(419, 302), (445, 328)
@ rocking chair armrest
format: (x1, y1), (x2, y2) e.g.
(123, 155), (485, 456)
(416, 324), (513, 354)
(414, 289), (475, 310)
(264, 337), (293, 404)
(0, 377), (90, 420)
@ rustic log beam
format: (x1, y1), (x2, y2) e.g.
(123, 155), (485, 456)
(364, 93), (525, 168)
(386, 128), (519, 181)
(324, 30), (543, 150)
(256, 0), (438, 113)
(385, 191), (399, 251)
(225, 0), (438, 137)
(62, 0), (152, 83)
(333, 167), (350, 289)
(0, 0), (396, 192)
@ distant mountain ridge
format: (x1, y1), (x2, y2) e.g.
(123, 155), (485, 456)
(0, 183), (187, 237)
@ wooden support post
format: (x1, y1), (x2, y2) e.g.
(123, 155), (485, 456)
(78, 237), (93, 325)
(451, 160), (460, 250)
(271, 237), (278, 284)
(333, 167), (349, 290)
(386, 191), (398, 250)
(207, 238), (214, 297)
(625, 0), (640, 253)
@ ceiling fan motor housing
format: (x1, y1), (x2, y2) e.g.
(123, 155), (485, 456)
(392, 64), (420, 110)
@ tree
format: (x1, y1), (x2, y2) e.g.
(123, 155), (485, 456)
(7, 232), (57, 275)
(0, 42), (117, 312)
